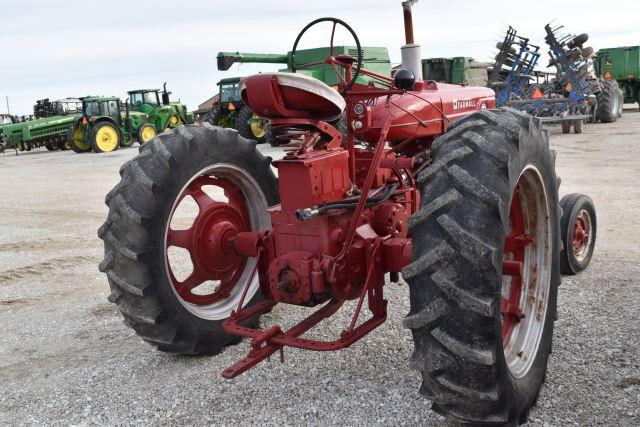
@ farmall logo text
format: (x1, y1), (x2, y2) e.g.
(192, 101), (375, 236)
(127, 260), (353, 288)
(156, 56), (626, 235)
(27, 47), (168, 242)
(452, 98), (476, 110)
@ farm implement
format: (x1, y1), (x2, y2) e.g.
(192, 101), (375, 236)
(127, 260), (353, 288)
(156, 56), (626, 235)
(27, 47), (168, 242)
(209, 44), (392, 145)
(488, 25), (592, 133)
(488, 23), (623, 133)
(100, 2), (596, 424)
(0, 99), (83, 153)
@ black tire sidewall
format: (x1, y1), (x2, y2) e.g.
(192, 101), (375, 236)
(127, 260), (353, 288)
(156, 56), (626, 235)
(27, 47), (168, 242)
(560, 193), (597, 274)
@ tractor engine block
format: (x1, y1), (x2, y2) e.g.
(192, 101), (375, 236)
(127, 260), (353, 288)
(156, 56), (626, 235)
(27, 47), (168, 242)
(264, 148), (412, 306)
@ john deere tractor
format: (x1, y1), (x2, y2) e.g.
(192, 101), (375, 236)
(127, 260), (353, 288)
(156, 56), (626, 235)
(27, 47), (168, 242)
(127, 83), (195, 141)
(67, 96), (149, 153)
(209, 45), (392, 145)
(202, 77), (273, 144)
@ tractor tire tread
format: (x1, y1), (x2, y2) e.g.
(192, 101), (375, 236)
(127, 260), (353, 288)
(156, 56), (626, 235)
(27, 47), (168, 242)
(100, 125), (278, 355)
(403, 108), (561, 424)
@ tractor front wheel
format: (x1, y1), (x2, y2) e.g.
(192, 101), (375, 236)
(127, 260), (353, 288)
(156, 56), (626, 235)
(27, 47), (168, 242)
(138, 123), (157, 145)
(99, 124), (279, 354)
(403, 109), (560, 425)
(237, 105), (273, 145)
(91, 122), (122, 153)
(559, 193), (596, 275)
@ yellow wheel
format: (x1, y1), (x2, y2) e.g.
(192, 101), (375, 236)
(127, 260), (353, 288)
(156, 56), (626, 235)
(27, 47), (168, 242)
(168, 113), (181, 127)
(237, 105), (272, 144)
(249, 113), (266, 138)
(68, 125), (91, 153)
(138, 124), (157, 144)
(90, 122), (121, 153)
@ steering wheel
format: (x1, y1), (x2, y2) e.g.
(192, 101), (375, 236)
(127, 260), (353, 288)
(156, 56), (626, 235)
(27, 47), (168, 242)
(291, 17), (363, 95)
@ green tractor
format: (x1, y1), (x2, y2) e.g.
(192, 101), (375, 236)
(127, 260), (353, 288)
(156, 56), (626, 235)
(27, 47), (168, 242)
(68, 96), (150, 153)
(596, 46), (640, 111)
(127, 83), (195, 140)
(202, 77), (273, 144)
(209, 46), (392, 145)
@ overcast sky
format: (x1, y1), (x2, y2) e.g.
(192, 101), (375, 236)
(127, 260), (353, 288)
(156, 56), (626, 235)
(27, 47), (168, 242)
(1, 0), (638, 115)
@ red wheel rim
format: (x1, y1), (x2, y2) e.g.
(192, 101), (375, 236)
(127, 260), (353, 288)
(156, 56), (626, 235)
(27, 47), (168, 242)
(166, 175), (251, 306)
(572, 209), (591, 261)
(501, 184), (529, 346)
(501, 166), (552, 378)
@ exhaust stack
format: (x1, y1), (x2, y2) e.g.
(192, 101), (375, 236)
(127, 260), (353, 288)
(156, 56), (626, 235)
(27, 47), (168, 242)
(400, 0), (423, 81)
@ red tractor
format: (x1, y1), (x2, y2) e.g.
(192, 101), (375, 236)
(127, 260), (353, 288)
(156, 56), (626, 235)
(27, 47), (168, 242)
(100, 5), (596, 425)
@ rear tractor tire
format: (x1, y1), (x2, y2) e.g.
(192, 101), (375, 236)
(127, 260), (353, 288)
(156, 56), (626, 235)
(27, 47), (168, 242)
(99, 124), (279, 355)
(559, 193), (596, 275)
(91, 122), (122, 153)
(403, 109), (560, 425)
(596, 79), (620, 123)
(562, 120), (571, 134)
(236, 105), (274, 145)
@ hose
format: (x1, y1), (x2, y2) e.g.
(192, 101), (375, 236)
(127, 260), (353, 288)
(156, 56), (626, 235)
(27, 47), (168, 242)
(296, 183), (399, 221)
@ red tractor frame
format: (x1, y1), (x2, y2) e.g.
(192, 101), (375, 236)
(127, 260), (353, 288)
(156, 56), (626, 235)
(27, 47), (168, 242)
(101, 10), (596, 425)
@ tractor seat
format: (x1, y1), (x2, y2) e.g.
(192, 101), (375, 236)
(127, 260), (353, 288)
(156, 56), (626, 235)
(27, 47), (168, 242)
(240, 72), (346, 122)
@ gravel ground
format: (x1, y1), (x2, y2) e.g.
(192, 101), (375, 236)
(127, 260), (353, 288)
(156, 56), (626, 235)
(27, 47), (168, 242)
(0, 111), (639, 426)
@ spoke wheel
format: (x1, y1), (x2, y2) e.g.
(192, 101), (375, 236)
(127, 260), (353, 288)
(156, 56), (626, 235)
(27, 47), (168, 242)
(501, 166), (552, 379)
(165, 164), (268, 319)
(100, 125), (278, 354)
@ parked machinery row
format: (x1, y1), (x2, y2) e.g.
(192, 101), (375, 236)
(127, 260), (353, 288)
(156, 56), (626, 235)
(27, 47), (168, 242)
(0, 84), (195, 154)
